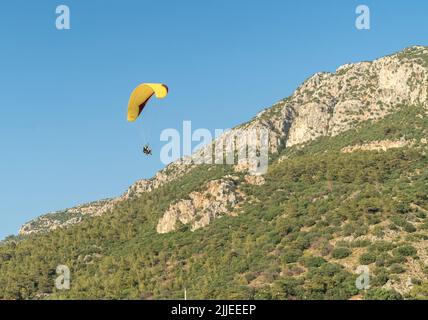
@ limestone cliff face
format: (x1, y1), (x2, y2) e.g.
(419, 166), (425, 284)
(156, 177), (244, 234)
(190, 46), (428, 168)
(19, 46), (428, 236)
(268, 46), (428, 149)
(340, 138), (414, 153)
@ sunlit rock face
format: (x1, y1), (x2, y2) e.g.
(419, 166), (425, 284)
(157, 177), (244, 234)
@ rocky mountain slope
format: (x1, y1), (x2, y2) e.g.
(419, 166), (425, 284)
(19, 46), (428, 237)
(2, 46), (428, 300)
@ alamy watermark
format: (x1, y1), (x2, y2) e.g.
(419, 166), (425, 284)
(355, 5), (370, 30)
(56, 5), (70, 30)
(55, 265), (71, 290)
(159, 121), (270, 175)
(355, 265), (370, 290)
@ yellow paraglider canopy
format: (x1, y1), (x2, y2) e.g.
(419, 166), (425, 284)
(127, 83), (168, 122)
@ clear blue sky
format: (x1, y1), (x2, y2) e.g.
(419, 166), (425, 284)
(1, 0), (427, 239)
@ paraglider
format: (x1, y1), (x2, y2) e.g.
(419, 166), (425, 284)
(127, 83), (168, 122)
(127, 83), (168, 155)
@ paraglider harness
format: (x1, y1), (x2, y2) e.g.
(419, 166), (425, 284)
(143, 144), (152, 156)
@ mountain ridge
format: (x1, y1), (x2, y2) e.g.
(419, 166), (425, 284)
(18, 45), (428, 237)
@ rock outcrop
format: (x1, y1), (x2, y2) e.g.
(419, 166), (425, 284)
(156, 177), (244, 234)
(341, 139), (413, 153)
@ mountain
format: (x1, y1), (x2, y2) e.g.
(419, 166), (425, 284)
(1, 46), (428, 300)
(19, 46), (428, 236)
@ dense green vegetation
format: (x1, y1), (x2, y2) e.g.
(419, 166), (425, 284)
(0, 106), (427, 300)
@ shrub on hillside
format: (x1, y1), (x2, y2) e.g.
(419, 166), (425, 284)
(389, 263), (406, 274)
(332, 247), (352, 259)
(359, 252), (377, 265)
(393, 245), (417, 258)
(365, 289), (403, 300)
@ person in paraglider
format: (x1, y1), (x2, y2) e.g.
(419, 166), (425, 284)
(127, 83), (169, 157)
(143, 144), (152, 156)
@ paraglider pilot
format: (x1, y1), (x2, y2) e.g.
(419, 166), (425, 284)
(143, 144), (152, 156)
(127, 83), (169, 157)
